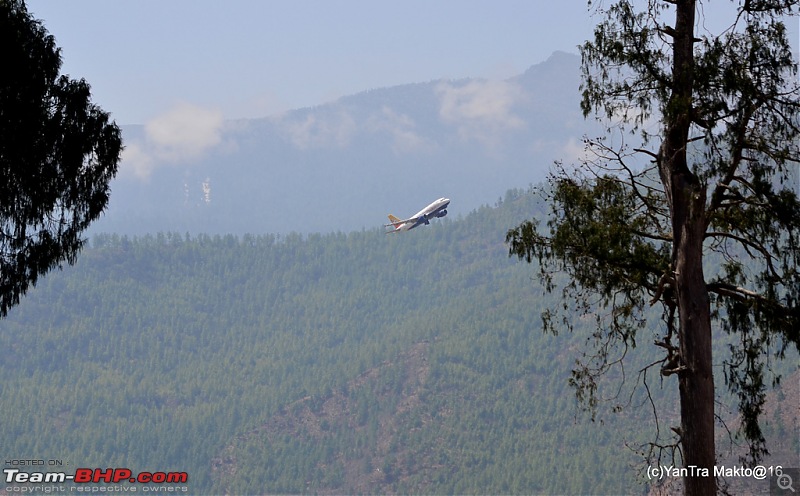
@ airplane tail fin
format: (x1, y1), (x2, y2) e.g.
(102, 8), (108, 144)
(385, 214), (403, 234)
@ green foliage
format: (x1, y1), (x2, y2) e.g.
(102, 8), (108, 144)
(0, 0), (122, 317)
(0, 192), (656, 494)
(509, 174), (670, 309)
(509, 0), (800, 479)
(508, 172), (672, 421)
(0, 191), (796, 493)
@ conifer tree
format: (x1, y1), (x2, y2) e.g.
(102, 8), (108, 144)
(507, 1), (799, 494)
(0, 0), (122, 316)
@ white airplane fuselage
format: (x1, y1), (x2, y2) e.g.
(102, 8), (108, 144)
(386, 197), (450, 232)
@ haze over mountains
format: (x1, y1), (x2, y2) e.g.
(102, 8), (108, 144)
(97, 51), (600, 235)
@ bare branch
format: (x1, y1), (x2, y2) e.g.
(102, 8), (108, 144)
(704, 231), (780, 280)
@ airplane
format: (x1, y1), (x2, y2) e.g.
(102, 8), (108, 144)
(385, 197), (450, 233)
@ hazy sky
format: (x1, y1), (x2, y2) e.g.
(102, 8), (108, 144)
(25, 1), (798, 128)
(26, 1), (599, 125)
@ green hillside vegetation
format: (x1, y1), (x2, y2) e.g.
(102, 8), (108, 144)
(0, 189), (796, 494)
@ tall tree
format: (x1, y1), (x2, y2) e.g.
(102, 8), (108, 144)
(507, 1), (799, 494)
(0, 0), (122, 316)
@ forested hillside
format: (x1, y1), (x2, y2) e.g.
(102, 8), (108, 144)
(1, 190), (796, 494)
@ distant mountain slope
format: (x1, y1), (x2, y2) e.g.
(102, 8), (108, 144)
(95, 51), (598, 235)
(211, 341), (435, 494)
(1, 190), (795, 494)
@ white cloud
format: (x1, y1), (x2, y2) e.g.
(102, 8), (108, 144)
(121, 103), (224, 179)
(283, 107), (356, 150)
(145, 103), (223, 159)
(436, 80), (526, 147)
(368, 106), (432, 154)
(120, 142), (155, 179)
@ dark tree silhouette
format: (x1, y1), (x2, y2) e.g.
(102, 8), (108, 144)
(0, 0), (122, 316)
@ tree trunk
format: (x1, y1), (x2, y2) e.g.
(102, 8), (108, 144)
(673, 175), (716, 496)
(661, 1), (717, 494)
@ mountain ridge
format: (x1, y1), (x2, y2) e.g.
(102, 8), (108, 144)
(96, 51), (597, 235)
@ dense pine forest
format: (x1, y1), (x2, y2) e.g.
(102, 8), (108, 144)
(1, 189), (796, 494)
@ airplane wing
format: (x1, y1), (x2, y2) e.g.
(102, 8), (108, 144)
(383, 216), (418, 227)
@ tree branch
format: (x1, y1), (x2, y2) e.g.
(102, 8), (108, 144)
(704, 230), (780, 280)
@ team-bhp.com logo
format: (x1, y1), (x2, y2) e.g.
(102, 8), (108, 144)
(5, 468), (188, 484)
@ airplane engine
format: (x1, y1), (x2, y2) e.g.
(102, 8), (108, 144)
(435, 209), (448, 218)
